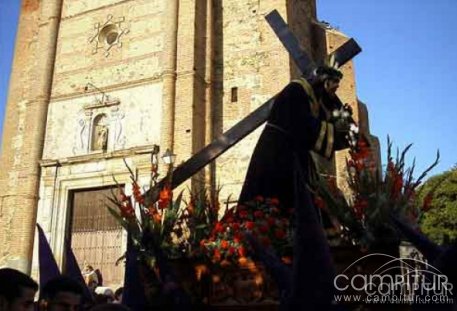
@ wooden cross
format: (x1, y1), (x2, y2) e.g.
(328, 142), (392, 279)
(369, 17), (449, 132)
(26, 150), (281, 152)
(151, 10), (361, 192)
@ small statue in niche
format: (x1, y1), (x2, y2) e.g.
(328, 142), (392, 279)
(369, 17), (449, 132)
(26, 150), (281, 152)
(96, 125), (108, 151)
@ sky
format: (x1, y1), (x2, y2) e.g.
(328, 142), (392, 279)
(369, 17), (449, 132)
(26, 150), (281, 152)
(317, 0), (457, 177)
(0, 1), (456, 179)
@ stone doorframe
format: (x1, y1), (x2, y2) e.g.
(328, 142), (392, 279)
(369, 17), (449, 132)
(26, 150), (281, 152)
(33, 147), (159, 277)
(48, 171), (131, 269)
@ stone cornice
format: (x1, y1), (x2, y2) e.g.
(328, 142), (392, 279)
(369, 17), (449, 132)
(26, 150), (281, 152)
(61, 0), (134, 21)
(40, 145), (158, 167)
(49, 75), (163, 102)
(83, 97), (120, 110)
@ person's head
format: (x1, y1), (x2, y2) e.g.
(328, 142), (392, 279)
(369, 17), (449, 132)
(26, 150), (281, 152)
(83, 265), (94, 273)
(93, 287), (114, 303)
(0, 268), (38, 311)
(39, 277), (83, 311)
(312, 66), (343, 98)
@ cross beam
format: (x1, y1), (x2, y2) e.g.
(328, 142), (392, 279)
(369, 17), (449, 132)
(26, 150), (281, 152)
(265, 10), (361, 75)
(149, 10), (361, 193)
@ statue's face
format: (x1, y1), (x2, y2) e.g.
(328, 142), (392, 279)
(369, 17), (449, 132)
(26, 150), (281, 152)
(324, 78), (340, 97)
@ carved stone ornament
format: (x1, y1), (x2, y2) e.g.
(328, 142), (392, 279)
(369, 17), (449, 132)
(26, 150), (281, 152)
(89, 14), (130, 57)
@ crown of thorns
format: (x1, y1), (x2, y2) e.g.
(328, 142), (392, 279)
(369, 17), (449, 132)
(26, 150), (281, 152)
(314, 54), (343, 80)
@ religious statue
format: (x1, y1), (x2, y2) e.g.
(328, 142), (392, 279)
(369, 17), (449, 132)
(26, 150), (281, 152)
(238, 59), (355, 210)
(96, 125), (108, 151)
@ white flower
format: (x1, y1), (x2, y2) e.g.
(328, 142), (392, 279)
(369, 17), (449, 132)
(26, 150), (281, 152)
(332, 110), (341, 118)
(350, 123), (359, 134)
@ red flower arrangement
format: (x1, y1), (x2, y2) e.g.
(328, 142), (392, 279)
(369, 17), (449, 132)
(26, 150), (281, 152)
(201, 197), (293, 266)
(314, 136), (439, 248)
(107, 154), (227, 263)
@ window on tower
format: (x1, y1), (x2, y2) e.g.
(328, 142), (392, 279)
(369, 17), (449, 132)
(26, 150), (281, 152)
(231, 87), (238, 103)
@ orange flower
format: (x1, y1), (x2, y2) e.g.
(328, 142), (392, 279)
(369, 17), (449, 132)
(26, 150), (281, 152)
(120, 200), (135, 219)
(153, 213), (161, 224)
(422, 193), (433, 212)
(158, 186), (172, 209)
(238, 256), (248, 267)
(220, 240), (229, 249)
(119, 189), (129, 202)
(213, 249), (221, 262)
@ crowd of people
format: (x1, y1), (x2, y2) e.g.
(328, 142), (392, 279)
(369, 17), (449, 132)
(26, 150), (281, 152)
(0, 268), (127, 311)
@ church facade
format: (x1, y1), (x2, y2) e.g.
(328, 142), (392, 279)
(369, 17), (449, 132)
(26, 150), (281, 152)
(0, 0), (379, 287)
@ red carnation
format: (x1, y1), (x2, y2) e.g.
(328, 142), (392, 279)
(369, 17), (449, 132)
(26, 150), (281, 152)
(213, 249), (221, 262)
(214, 222), (224, 233)
(270, 198), (280, 206)
(254, 210), (264, 218)
(238, 246), (247, 257)
(233, 232), (243, 243)
(228, 246), (236, 256)
(245, 221), (255, 230)
(239, 210), (249, 219)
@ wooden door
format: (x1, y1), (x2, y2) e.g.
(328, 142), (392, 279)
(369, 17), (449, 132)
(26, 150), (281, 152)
(70, 186), (125, 289)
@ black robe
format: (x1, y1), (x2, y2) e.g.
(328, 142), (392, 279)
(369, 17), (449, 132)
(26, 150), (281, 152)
(238, 78), (348, 209)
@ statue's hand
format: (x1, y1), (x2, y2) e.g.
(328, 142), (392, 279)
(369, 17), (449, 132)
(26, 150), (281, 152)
(334, 118), (351, 133)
